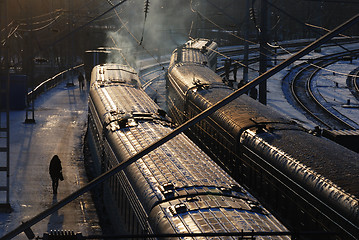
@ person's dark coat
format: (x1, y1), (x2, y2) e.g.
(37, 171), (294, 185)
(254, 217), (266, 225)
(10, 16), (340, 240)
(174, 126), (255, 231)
(49, 155), (62, 179)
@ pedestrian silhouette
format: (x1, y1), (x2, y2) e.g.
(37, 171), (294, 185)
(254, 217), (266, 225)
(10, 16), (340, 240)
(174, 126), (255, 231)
(250, 87), (258, 100)
(224, 59), (231, 80)
(233, 64), (238, 81)
(49, 155), (63, 194)
(78, 72), (85, 91)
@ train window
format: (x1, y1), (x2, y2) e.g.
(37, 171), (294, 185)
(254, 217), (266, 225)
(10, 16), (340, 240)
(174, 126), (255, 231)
(114, 177), (118, 202)
(110, 176), (113, 194)
(127, 206), (132, 232)
(123, 197), (126, 222)
(129, 210), (132, 233)
(120, 187), (124, 214)
(117, 186), (121, 210)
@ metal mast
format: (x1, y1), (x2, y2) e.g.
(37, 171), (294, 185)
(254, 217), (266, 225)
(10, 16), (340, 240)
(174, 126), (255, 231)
(0, 0), (11, 212)
(259, 0), (269, 105)
(24, 2), (35, 124)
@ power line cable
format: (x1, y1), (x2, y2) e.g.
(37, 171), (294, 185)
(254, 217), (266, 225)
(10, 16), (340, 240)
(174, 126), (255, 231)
(189, 1), (359, 82)
(105, 0), (168, 104)
(7, 0), (129, 68)
(3, 14), (358, 240)
(106, 0), (167, 71)
(189, 0), (278, 66)
(266, 0), (354, 54)
(18, 14), (63, 32)
(50, 0), (129, 48)
(305, 23), (351, 39)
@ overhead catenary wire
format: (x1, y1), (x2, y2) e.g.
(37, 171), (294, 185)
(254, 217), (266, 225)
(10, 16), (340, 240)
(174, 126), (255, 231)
(189, 0), (359, 79)
(48, 0), (129, 48)
(2, 13), (358, 240)
(187, 36), (259, 72)
(105, 0), (168, 104)
(197, 0), (359, 79)
(189, 0), (281, 69)
(265, 0), (359, 78)
(305, 22), (351, 39)
(106, 0), (167, 71)
(17, 14), (63, 32)
(1, 0), (128, 65)
(189, 0), (257, 46)
(267, 0), (353, 54)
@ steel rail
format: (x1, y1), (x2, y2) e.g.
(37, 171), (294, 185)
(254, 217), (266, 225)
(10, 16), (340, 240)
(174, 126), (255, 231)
(219, 38), (359, 59)
(307, 60), (357, 129)
(290, 51), (359, 129)
(139, 64), (168, 78)
(2, 13), (359, 240)
(353, 70), (359, 94)
(291, 62), (333, 128)
(346, 68), (359, 103)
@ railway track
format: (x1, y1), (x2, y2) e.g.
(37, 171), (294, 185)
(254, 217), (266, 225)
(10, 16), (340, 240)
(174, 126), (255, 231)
(138, 62), (169, 110)
(347, 68), (359, 101)
(137, 39), (359, 131)
(219, 37), (359, 58)
(287, 50), (359, 130)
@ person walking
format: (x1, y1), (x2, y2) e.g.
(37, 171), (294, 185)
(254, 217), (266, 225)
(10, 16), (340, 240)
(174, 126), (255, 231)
(233, 63), (238, 81)
(78, 72), (85, 91)
(49, 155), (63, 194)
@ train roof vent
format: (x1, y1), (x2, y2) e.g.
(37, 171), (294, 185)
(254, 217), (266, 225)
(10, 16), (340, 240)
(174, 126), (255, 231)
(220, 187), (231, 195)
(230, 184), (245, 194)
(247, 200), (264, 214)
(110, 79), (125, 83)
(157, 109), (167, 118)
(159, 182), (174, 192)
(163, 190), (174, 199)
(174, 203), (187, 214)
(159, 183), (175, 199)
(200, 46), (207, 53)
(169, 203), (188, 215)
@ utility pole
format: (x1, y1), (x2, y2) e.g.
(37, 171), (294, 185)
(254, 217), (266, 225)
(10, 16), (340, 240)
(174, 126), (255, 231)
(314, 1), (323, 52)
(0, 0), (12, 212)
(24, 2), (35, 124)
(243, 0), (250, 83)
(259, 0), (269, 105)
(66, 0), (75, 86)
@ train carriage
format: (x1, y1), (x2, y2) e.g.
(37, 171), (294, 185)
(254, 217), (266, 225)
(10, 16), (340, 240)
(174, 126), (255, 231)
(87, 63), (290, 239)
(166, 38), (359, 239)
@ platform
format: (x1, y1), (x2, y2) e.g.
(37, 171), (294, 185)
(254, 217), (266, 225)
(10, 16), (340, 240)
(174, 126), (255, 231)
(0, 79), (101, 239)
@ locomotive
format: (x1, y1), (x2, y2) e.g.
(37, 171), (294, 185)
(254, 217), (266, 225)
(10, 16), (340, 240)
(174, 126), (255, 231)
(87, 63), (290, 238)
(166, 38), (359, 239)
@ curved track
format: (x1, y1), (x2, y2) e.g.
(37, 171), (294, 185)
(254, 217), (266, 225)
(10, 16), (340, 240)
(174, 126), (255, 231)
(138, 62), (169, 111)
(289, 51), (359, 130)
(291, 59), (353, 129)
(138, 41), (359, 131)
(347, 68), (359, 101)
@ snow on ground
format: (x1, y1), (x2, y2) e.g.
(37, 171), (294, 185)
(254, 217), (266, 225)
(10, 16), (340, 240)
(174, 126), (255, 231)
(3, 40), (357, 239)
(0, 79), (101, 239)
(312, 59), (359, 128)
(234, 42), (359, 130)
(139, 41), (359, 131)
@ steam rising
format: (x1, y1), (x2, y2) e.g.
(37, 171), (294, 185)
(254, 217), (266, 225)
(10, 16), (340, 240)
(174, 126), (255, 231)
(104, 0), (194, 68)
